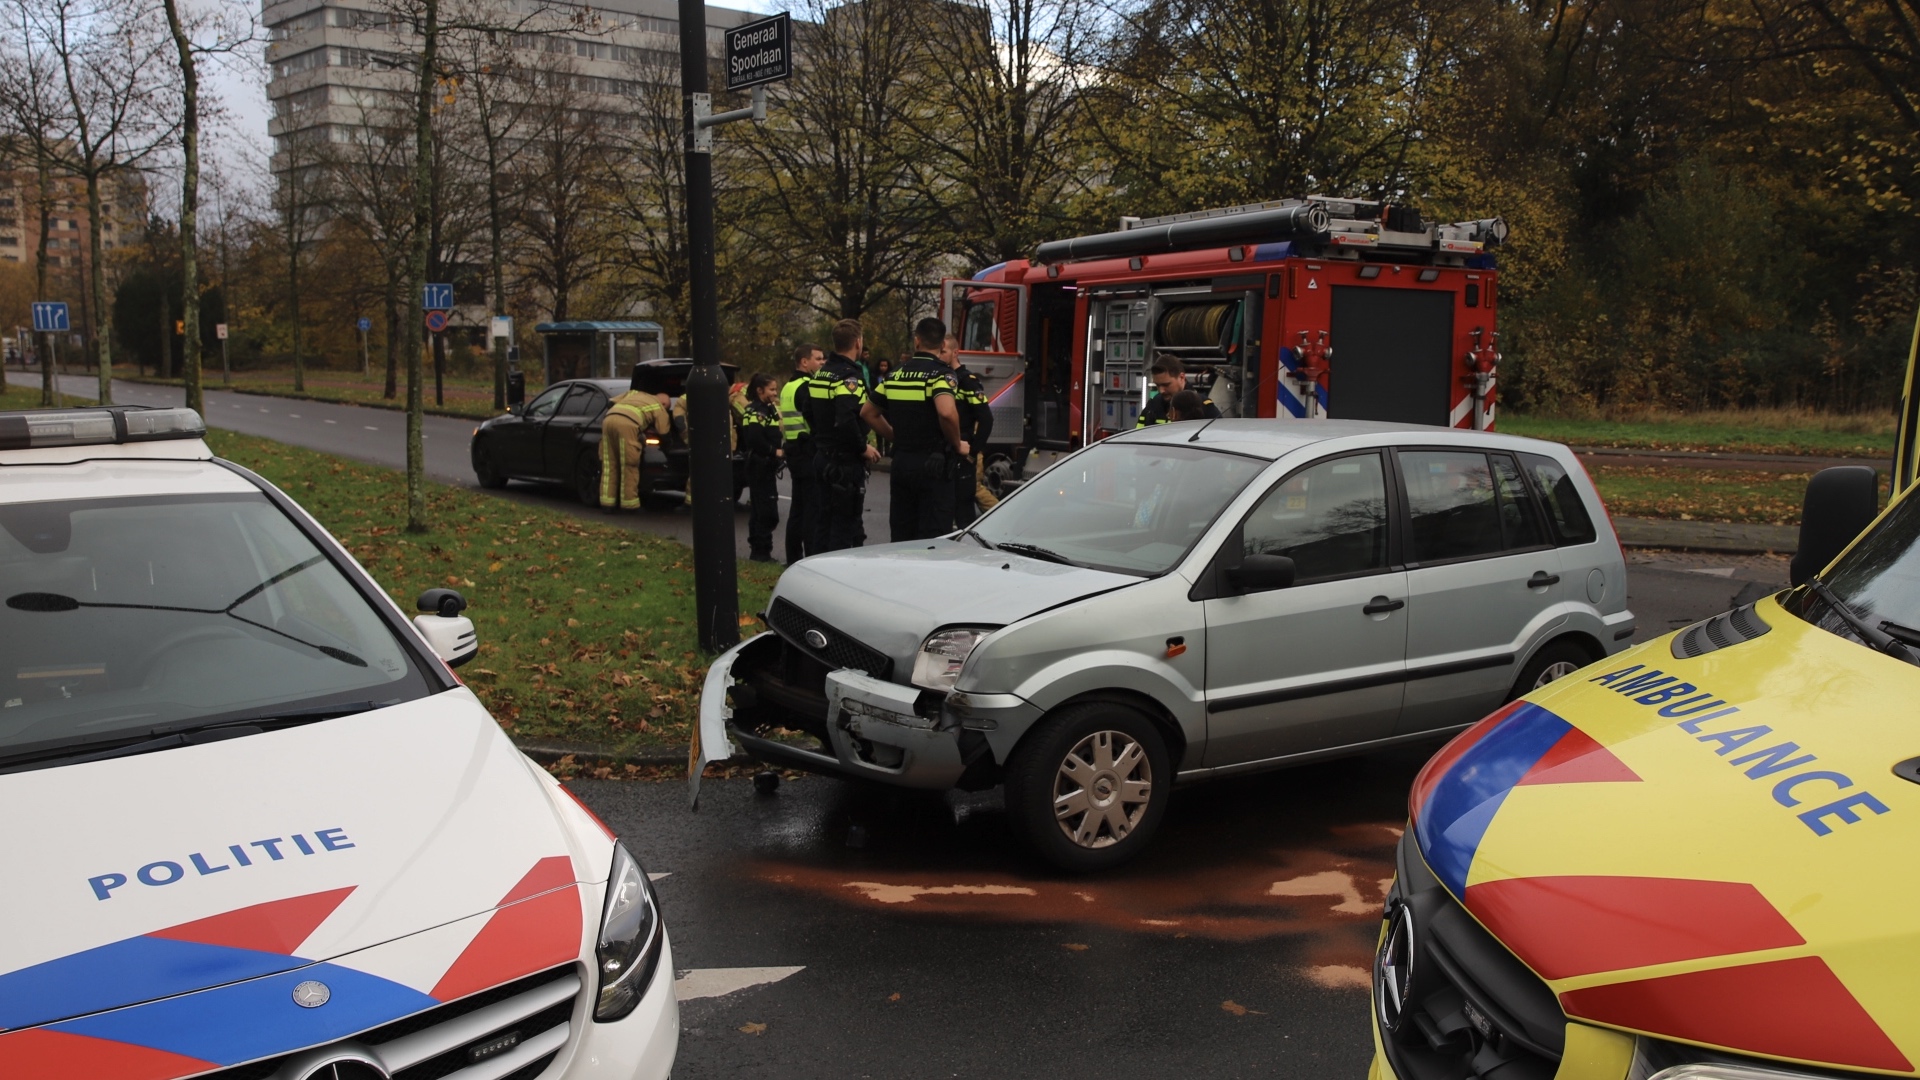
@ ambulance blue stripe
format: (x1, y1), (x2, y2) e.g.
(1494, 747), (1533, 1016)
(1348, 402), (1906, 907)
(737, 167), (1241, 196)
(52, 962), (436, 1066)
(0, 936), (304, 1030)
(1413, 703), (1572, 896)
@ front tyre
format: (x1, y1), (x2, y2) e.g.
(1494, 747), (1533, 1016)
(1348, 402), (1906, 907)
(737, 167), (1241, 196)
(575, 451), (601, 507)
(1005, 702), (1171, 871)
(472, 439), (508, 489)
(1509, 638), (1593, 700)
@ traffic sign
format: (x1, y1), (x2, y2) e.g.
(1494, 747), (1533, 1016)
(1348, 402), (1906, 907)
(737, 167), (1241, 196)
(489, 315), (513, 340)
(725, 12), (790, 91)
(357, 317), (372, 333)
(425, 309), (450, 334)
(31, 302), (68, 333)
(422, 283), (454, 311)
(216, 323), (228, 340)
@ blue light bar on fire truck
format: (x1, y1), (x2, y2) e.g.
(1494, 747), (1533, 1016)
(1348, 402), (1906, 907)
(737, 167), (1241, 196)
(0, 406), (206, 451)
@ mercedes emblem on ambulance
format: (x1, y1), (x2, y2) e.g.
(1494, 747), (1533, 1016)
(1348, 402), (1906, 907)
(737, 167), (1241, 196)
(292, 980), (332, 1008)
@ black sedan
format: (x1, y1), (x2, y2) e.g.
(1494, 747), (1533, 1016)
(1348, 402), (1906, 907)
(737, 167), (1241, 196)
(468, 362), (743, 507)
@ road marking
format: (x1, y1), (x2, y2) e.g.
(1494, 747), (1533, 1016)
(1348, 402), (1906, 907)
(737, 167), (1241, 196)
(259, 408), (269, 413)
(289, 413), (301, 418)
(325, 419), (336, 424)
(673, 967), (804, 1002)
(365, 426), (379, 431)
(648, 872), (670, 881)
(1684, 567), (1736, 578)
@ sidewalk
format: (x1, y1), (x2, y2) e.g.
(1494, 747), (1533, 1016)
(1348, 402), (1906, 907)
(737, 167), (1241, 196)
(1613, 516), (1797, 554)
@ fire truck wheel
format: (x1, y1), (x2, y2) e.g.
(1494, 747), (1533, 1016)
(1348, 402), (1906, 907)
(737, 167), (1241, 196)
(1509, 638), (1596, 700)
(1006, 702), (1170, 872)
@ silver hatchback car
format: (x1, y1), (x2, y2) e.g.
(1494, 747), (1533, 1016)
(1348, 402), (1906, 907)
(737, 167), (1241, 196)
(694, 420), (1634, 869)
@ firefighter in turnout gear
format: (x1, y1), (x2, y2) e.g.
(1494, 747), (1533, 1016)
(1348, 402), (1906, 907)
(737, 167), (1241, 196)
(599, 368), (673, 511)
(739, 372), (783, 562)
(802, 319), (880, 552)
(945, 335), (996, 527)
(862, 318), (969, 542)
(780, 342), (824, 563)
(1135, 355), (1221, 427)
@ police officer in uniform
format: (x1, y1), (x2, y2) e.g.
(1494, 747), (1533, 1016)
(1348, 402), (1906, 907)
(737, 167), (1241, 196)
(862, 318), (968, 542)
(1136, 355), (1222, 427)
(945, 334), (995, 527)
(780, 342), (824, 563)
(802, 319), (880, 552)
(739, 373), (783, 562)
(599, 367), (673, 511)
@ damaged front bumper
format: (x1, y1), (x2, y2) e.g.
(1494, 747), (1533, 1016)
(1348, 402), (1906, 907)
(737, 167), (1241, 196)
(688, 631), (1042, 807)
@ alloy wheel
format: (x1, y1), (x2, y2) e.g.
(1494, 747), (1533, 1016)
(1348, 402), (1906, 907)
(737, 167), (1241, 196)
(1532, 660), (1580, 689)
(1053, 730), (1153, 849)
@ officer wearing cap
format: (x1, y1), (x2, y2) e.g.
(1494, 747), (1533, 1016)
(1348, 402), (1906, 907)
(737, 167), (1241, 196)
(862, 318), (968, 542)
(1136, 355), (1222, 427)
(780, 343), (824, 563)
(803, 320), (880, 552)
(945, 335), (995, 527)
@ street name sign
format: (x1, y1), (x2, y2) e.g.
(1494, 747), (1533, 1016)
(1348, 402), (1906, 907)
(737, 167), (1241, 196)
(725, 13), (790, 91)
(31, 302), (68, 333)
(423, 283), (454, 311)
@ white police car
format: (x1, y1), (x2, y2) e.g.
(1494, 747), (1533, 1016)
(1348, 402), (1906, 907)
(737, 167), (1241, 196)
(0, 407), (675, 1079)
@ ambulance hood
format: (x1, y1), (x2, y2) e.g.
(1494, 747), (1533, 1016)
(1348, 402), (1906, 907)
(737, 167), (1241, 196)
(0, 690), (609, 1035)
(776, 540), (1139, 673)
(1410, 594), (1920, 1073)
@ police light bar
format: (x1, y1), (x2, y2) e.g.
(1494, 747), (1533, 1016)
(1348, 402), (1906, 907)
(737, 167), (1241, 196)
(0, 406), (206, 451)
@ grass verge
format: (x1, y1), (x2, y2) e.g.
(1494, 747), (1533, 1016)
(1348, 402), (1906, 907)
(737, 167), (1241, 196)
(1586, 464), (1887, 525)
(1502, 408), (1896, 458)
(207, 429), (781, 755)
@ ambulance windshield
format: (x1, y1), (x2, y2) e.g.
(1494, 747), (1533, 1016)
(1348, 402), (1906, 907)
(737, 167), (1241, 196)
(970, 441), (1266, 575)
(0, 492), (432, 766)
(1784, 490), (1920, 653)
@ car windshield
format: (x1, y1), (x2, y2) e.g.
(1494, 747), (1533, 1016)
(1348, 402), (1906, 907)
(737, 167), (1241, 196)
(0, 493), (430, 759)
(1781, 488), (1920, 655)
(969, 441), (1267, 575)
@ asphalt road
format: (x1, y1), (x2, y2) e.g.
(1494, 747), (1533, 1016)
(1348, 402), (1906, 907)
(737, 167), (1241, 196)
(5, 371), (897, 557)
(576, 558), (1781, 1079)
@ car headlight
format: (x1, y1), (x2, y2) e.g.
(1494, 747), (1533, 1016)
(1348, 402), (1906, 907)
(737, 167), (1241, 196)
(911, 628), (992, 692)
(593, 842), (663, 1022)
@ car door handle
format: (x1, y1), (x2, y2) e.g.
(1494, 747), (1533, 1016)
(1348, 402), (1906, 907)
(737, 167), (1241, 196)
(1363, 596), (1405, 615)
(1527, 571), (1561, 588)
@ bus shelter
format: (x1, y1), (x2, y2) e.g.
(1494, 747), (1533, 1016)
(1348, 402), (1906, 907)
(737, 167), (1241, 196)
(534, 320), (664, 383)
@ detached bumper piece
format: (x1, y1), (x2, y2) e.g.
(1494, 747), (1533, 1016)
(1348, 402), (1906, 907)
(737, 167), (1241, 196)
(1375, 833), (1568, 1080)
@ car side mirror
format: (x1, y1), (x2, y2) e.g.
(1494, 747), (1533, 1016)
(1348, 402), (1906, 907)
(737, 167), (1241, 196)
(1225, 554), (1295, 594)
(414, 588), (477, 667)
(1791, 466), (1879, 586)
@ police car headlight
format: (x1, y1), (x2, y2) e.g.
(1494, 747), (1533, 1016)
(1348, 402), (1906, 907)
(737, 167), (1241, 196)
(911, 628), (992, 692)
(593, 842), (663, 1022)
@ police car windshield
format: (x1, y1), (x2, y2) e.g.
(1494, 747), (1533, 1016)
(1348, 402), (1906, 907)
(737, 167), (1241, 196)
(1784, 489), (1920, 659)
(971, 442), (1267, 575)
(0, 493), (432, 760)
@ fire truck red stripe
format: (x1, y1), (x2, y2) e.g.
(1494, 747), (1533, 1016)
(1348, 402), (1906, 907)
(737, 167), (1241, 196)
(1463, 876), (1803, 979)
(0, 1028), (215, 1080)
(1560, 956), (1910, 1072)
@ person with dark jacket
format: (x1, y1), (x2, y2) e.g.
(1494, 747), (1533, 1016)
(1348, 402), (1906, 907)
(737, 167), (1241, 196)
(1136, 355), (1222, 426)
(862, 318), (968, 541)
(739, 372), (783, 562)
(802, 319), (880, 552)
(947, 335), (995, 527)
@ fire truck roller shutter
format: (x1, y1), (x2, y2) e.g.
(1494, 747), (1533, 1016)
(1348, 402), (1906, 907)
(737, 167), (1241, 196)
(1326, 286), (1454, 426)
(1034, 203), (1330, 264)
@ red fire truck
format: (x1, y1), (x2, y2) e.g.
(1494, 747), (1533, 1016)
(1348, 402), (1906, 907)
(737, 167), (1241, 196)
(940, 196), (1509, 481)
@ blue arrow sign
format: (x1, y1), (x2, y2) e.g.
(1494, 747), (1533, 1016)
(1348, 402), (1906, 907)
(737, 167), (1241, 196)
(357, 317), (372, 333)
(31, 302), (68, 333)
(423, 283), (454, 312)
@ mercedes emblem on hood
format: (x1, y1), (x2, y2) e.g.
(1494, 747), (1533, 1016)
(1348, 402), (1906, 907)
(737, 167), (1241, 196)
(291, 980), (332, 1009)
(1374, 901), (1414, 1034)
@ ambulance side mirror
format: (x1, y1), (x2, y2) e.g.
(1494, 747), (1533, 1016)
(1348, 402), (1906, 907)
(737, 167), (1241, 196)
(414, 588), (478, 668)
(1791, 466), (1879, 586)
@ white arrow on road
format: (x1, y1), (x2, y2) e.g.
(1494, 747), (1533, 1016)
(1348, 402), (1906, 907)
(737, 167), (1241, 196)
(673, 967), (804, 1002)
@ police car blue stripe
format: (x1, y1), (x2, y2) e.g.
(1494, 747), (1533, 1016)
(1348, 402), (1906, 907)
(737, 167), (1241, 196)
(1413, 703), (1572, 897)
(0, 936), (305, 1031)
(52, 962), (436, 1066)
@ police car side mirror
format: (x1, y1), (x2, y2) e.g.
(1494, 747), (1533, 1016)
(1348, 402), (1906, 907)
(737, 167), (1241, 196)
(1791, 466), (1879, 586)
(1226, 554), (1295, 594)
(414, 589), (477, 668)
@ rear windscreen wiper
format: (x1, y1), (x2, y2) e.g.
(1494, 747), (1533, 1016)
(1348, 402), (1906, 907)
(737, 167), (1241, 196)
(0, 701), (380, 774)
(1805, 580), (1919, 664)
(996, 543), (1074, 566)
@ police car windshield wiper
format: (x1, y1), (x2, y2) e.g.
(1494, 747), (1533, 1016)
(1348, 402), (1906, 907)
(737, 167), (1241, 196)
(1804, 579), (1919, 663)
(996, 542), (1074, 566)
(0, 702), (380, 773)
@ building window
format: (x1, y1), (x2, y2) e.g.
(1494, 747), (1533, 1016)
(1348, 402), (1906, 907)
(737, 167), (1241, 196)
(0, 236), (17, 246)
(273, 47), (327, 79)
(269, 9), (324, 39)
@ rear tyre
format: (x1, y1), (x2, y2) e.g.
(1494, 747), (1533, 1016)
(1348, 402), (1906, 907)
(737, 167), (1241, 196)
(1005, 702), (1171, 872)
(472, 439), (508, 489)
(1510, 638), (1594, 700)
(575, 452), (601, 507)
